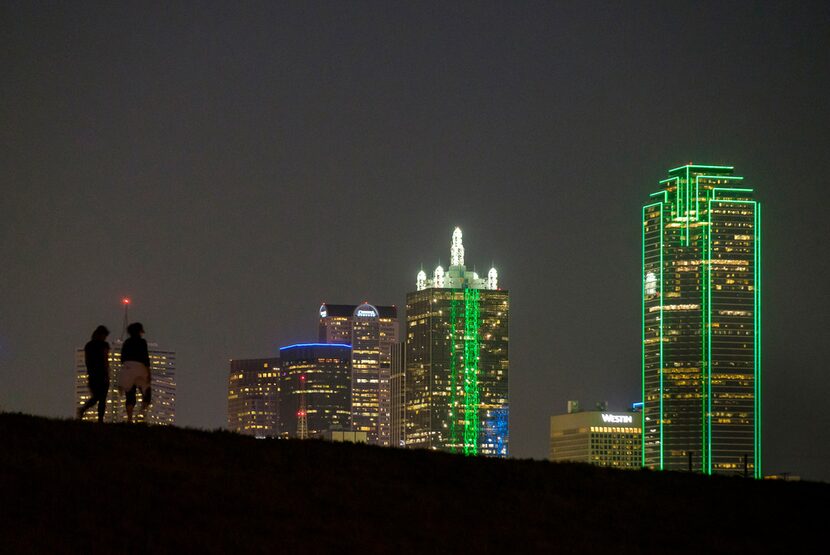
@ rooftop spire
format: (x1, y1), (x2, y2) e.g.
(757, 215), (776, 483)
(451, 227), (464, 267)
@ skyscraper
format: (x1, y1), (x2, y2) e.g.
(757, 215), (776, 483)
(642, 164), (761, 476)
(227, 357), (280, 438)
(318, 303), (399, 446)
(405, 227), (509, 457)
(278, 343), (352, 439)
(390, 341), (405, 447)
(75, 339), (176, 425)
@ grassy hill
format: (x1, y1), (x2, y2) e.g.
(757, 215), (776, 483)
(0, 413), (822, 554)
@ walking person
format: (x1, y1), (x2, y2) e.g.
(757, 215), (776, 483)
(120, 322), (152, 423)
(77, 325), (111, 423)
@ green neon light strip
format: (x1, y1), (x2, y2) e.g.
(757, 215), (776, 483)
(706, 193), (713, 473)
(710, 195), (759, 475)
(695, 176), (700, 225)
(463, 287), (480, 456)
(756, 203), (762, 478)
(668, 164), (734, 174)
(642, 201), (662, 469)
(641, 204), (647, 467)
(685, 167), (691, 246)
(712, 187), (753, 194)
(449, 295), (459, 452)
(659, 203), (664, 469)
(699, 176), (748, 473)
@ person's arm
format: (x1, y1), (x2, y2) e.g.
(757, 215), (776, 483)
(84, 342), (92, 371)
(141, 340), (151, 369)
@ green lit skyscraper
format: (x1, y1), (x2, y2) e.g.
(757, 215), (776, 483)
(642, 164), (760, 477)
(405, 228), (508, 457)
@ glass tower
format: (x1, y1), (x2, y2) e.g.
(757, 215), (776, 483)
(642, 164), (760, 476)
(227, 358), (280, 438)
(278, 343), (352, 439)
(405, 228), (509, 457)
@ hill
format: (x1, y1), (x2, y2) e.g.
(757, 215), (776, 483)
(0, 413), (822, 554)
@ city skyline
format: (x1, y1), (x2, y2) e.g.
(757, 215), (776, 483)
(2, 2), (829, 481)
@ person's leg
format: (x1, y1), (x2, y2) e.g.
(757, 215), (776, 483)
(125, 386), (137, 423)
(140, 386), (152, 410)
(77, 395), (97, 419)
(96, 381), (109, 423)
(78, 378), (102, 419)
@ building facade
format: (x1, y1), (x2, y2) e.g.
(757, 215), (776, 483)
(278, 343), (352, 439)
(643, 164), (761, 476)
(549, 405), (642, 469)
(318, 303), (399, 446)
(75, 339), (176, 425)
(227, 357), (280, 438)
(405, 227), (509, 457)
(390, 341), (405, 447)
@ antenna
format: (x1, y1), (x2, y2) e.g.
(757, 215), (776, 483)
(120, 297), (130, 340)
(297, 373), (308, 439)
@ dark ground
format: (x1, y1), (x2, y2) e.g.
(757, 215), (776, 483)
(0, 413), (823, 554)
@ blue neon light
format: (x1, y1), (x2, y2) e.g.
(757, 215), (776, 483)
(279, 343), (352, 350)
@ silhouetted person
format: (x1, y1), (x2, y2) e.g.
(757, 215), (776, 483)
(120, 322), (151, 423)
(77, 325), (111, 422)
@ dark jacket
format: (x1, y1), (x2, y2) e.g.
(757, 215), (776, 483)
(84, 339), (110, 381)
(121, 336), (150, 368)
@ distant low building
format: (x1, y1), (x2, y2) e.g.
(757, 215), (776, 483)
(549, 402), (641, 469)
(764, 473), (800, 482)
(75, 339), (176, 425)
(321, 430), (368, 443)
(227, 358), (280, 438)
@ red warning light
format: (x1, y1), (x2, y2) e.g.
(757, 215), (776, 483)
(122, 298), (131, 305)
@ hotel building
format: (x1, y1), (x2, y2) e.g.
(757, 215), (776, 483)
(549, 403), (642, 469)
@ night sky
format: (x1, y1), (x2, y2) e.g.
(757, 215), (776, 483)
(2, 1), (829, 480)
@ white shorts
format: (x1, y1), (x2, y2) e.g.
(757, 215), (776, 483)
(119, 361), (150, 392)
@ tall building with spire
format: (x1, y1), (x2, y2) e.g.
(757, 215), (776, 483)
(643, 164), (761, 477)
(405, 227), (509, 456)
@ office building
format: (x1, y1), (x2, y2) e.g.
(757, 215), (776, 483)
(405, 227), (509, 456)
(75, 339), (176, 425)
(318, 303), (399, 446)
(390, 341), (405, 447)
(278, 343), (352, 439)
(549, 402), (642, 469)
(227, 357), (280, 438)
(643, 164), (761, 476)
